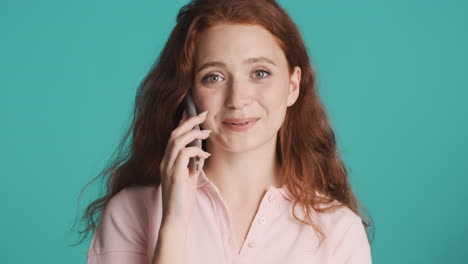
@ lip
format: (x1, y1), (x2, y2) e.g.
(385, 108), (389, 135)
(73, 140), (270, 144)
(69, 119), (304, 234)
(222, 118), (260, 132)
(222, 117), (260, 124)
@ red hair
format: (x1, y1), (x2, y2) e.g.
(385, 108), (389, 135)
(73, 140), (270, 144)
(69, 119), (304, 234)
(69, 0), (372, 248)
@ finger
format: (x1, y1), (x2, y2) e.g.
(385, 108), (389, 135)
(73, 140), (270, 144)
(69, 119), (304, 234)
(178, 110), (188, 126)
(164, 110), (191, 169)
(166, 129), (211, 170)
(164, 111), (208, 174)
(172, 111), (208, 139)
(173, 146), (211, 179)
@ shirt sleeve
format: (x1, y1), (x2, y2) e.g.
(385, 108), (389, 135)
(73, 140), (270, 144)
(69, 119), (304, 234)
(87, 187), (149, 264)
(334, 215), (372, 264)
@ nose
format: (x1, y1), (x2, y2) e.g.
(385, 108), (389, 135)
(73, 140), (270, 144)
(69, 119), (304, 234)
(224, 78), (253, 109)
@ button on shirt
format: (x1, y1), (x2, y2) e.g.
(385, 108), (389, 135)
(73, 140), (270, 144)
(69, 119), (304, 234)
(87, 169), (372, 264)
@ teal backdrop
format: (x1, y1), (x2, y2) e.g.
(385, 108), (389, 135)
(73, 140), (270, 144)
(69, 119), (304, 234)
(1, 0), (467, 263)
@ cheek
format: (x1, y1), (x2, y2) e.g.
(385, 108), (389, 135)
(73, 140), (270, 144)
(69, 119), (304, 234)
(257, 82), (289, 129)
(257, 81), (288, 107)
(195, 90), (223, 111)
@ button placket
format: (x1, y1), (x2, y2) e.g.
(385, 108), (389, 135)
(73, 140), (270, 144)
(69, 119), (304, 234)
(206, 184), (236, 261)
(268, 192), (276, 202)
(243, 188), (279, 254)
(211, 184), (282, 258)
(258, 217), (266, 224)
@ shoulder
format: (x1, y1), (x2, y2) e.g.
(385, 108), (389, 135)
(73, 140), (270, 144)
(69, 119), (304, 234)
(88, 185), (161, 257)
(282, 188), (364, 235)
(311, 201), (370, 260)
(313, 200), (362, 236)
(100, 185), (161, 237)
(99, 185), (159, 230)
(104, 185), (158, 218)
(108, 185), (159, 207)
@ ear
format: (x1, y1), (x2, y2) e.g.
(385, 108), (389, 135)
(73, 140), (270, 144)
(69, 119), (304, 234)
(287, 66), (301, 107)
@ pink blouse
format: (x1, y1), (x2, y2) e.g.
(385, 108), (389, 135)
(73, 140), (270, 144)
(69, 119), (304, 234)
(87, 169), (372, 264)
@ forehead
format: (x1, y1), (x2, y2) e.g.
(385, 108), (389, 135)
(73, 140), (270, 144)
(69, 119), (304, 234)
(194, 23), (286, 67)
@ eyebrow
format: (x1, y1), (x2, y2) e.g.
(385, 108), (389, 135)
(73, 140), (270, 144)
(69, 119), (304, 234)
(195, 56), (278, 74)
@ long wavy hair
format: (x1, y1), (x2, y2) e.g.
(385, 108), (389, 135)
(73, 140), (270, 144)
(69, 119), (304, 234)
(69, 0), (373, 248)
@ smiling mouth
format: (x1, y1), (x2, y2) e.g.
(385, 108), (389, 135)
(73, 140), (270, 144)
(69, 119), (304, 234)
(226, 122), (250, 125)
(222, 119), (259, 131)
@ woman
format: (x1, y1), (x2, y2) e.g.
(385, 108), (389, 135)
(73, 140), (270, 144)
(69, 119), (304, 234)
(78, 0), (373, 263)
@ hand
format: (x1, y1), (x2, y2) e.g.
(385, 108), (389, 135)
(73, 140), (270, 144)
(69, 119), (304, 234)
(159, 110), (211, 229)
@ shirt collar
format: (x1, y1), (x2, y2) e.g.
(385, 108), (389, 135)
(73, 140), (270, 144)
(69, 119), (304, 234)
(197, 168), (294, 202)
(197, 168), (210, 187)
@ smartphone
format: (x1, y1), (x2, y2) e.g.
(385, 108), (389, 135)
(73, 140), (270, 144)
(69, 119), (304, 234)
(185, 91), (203, 174)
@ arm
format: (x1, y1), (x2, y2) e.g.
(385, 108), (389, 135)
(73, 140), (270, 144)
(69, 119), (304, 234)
(151, 220), (188, 264)
(86, 188), (149, 264)
(334, 216), (372, 264)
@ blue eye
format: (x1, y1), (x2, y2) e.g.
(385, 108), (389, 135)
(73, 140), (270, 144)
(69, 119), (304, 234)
(253, 70), (271, 79)
(201, 69), (271, 84)
(202, 74), (224, 83)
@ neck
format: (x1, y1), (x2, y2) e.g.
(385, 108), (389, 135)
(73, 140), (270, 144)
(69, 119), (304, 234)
(202, 134), (283, 207)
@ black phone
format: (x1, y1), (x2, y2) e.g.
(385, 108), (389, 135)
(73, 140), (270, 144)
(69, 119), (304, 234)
(185, 91), (203, 174)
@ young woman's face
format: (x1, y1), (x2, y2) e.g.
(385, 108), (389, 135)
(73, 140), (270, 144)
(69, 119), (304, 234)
(193, 23), (301, 152)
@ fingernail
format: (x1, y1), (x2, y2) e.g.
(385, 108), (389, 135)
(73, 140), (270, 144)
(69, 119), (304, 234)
(198, 111), (208, 116)
(202, 129), (211, 133)
(205, 152), (212, 157)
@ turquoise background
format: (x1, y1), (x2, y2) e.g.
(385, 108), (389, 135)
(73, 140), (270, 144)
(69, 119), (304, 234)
(1, 0), (467, 263)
